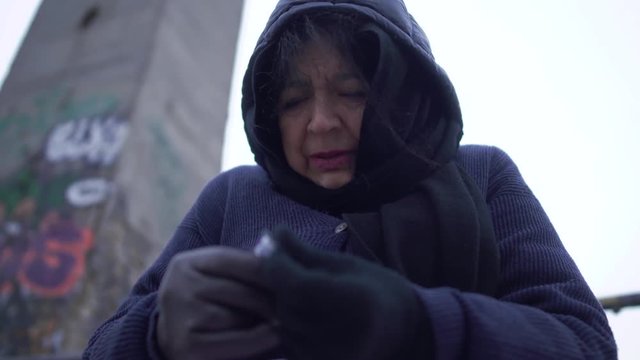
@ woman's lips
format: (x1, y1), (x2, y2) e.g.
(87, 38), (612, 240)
(309, 150), (354, 171)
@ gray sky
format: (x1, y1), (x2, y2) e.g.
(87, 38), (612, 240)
(0, 0), (41, 86)
(1, 0), (638, 358)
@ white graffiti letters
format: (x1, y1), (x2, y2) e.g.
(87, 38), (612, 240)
(66, 178), (112, 207)
(46, 116), (128, 166)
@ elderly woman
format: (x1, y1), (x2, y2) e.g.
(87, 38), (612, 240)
(84, 1), (616, 359)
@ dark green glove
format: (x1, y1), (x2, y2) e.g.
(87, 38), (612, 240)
(262, 226), (433, 360)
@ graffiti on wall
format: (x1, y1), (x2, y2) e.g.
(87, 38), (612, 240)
(0, 170), (101, 298)
(0, 88), (129, 356)
(46, 116), (129, 166)
(18, 211), (94, 297)
(0, 89), (126, 300)
(0, 210), (93, 297)
(66, 178), (112, 208)
(0, 88), (118, 168)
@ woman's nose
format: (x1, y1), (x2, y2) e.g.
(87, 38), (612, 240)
(307, 99), (340, 133)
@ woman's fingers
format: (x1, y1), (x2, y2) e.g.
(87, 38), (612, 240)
(158, 246), (281, 359)
(189, 302), (263, 332)
(192, 276), (275, 321)
(184, 246), (269, 289)
(160, 246), (275, 326)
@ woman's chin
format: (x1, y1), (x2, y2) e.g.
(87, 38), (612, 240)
(311, 172), (353, 190)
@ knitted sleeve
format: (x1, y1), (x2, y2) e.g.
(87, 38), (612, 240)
(82, 172), (230, 360)
(413, 147), (616, 359)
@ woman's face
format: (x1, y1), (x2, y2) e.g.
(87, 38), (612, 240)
(278, 39), (368, 189)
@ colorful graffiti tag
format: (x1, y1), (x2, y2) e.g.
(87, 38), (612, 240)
(19, 211), (94, 297)
(0, 169), (98, 298)
(0, 210), (93, 297)
(0, 89), (128, 355)
(0, 90), (127, 300)
(0, 173), (116, 299)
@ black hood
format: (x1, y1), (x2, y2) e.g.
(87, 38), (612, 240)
(241, 0), (464, 213)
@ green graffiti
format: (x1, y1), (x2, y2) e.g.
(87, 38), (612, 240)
(0, 87), (119, 165)
(57, 95), (118, 122)
(0, 167), (75, 226)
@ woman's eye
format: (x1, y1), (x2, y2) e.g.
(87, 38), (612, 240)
(341, 90), (367, 100)
(280, 97), (306, 111)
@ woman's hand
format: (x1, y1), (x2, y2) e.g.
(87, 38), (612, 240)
(156, 246), (279, 360)
(263, 226), (432, 360)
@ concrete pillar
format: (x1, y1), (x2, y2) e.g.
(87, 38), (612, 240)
(0, 0), (244, 356)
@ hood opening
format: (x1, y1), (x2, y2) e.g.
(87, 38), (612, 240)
(241, 1), (463, 212)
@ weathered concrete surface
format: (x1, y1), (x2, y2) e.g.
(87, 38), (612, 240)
(0, 0), (243, 356)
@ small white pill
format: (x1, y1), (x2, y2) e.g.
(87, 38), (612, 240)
(253, 233), (276, 258)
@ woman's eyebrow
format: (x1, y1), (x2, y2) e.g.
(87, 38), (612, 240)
(284, 81), (308, 90)
(282, 72), (363, 90)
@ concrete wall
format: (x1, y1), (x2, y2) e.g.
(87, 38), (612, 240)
(0, 0), (244, 356)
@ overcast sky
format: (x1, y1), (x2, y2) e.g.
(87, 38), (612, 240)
(1, 0), (638, 358)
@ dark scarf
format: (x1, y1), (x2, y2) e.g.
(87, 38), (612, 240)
(243, 23), (499, 295)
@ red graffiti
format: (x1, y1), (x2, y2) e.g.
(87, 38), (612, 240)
(0, 209), (93, 298)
